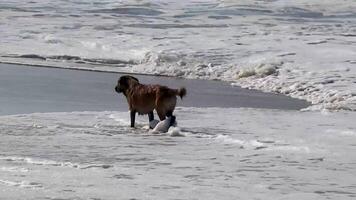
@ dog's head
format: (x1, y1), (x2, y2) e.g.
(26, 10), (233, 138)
(115, 75), (139, 94)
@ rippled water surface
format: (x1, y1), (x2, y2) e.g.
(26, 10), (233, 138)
(1, 1), (356, 199)
(0, 108), (355, 199)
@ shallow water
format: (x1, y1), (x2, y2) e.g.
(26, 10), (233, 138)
(0, 1), (356, 199)
(0, 108), (355, 200)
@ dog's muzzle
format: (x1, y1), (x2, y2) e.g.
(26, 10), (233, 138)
(115, 86), (122, 93)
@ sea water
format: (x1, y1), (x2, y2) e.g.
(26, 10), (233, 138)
(0, 108), (356, 199)
(0, 0), (355, 110)
(0, 1), (356, 199)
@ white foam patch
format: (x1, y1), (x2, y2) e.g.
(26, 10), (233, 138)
(214, 134), (245, 145)
(0, 179), (43, 189)
(147, 117), (183, 136)
(340, 130), (356, 136)
(267, 146), (311, 153)
(0, 166), (29, 173)
(212, 134), (311, 153)
(168, 127), (184, 137)
(213, 134), (266, 149)
(0, 156), (112, 170)
(108, 113), (131, 126)
(326, 129), (356, 136)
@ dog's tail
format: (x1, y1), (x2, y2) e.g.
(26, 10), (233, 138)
(176, 87), (187, 99)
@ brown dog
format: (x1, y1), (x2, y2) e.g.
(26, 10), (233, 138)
(115, 75), (186, 128)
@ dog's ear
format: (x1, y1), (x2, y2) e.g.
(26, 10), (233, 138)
(123, 76), (139, 84)
(130, 76), (139, 83)
(119, 75), (139, 88)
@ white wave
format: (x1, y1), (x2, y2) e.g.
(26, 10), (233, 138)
(235, 61), (282, 79)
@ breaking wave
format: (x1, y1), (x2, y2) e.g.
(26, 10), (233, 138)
(1, 0), (356, 111)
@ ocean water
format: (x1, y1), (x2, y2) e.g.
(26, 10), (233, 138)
(0, 0), (355, 110)
(1, 108), (356, 200)
(1, 1), (356, 199)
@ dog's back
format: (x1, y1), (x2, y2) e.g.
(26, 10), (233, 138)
(128, 84), (185, 116)
(115, 75), (186, 123)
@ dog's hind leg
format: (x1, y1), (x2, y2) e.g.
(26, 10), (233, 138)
(130, 110), (136, 128)
(156, 108), (166, 121)
(166, 110), (176, 126)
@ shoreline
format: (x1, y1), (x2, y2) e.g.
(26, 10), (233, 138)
(0, 63), (310, 115)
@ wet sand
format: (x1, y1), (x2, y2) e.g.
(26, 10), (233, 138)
(0, 63), (309, 115)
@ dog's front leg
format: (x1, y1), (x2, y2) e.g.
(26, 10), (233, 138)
(148, 111), (157, 129)
(130, 110), (136, 128)
(148, 111), (154, 121)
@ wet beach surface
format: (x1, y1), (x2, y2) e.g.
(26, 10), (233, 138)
(0, 64), (355, 200)
(0, 63), (309, 115)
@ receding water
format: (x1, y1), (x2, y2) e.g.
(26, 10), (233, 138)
(0, 108), (356, 199)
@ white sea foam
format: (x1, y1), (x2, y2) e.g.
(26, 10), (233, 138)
(168, 127), (184, 137)
(0, 0), (355, 110)
(212, 134), (312, 153)
(326, 129), (356, 136)
(0, 156), (79, 168)
(340, 130), (356, 136)
(0, 167), (29, 173)
(267, 146), (311, 153)
(0, 179), (43, 189)
(214, 134), (245, 145)
(0, 108), (355, 199)
(0, 156), (112, 170)
(108, 113), (131, 126)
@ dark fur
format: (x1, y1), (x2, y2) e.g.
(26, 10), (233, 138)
(115, 75), (186, 128)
